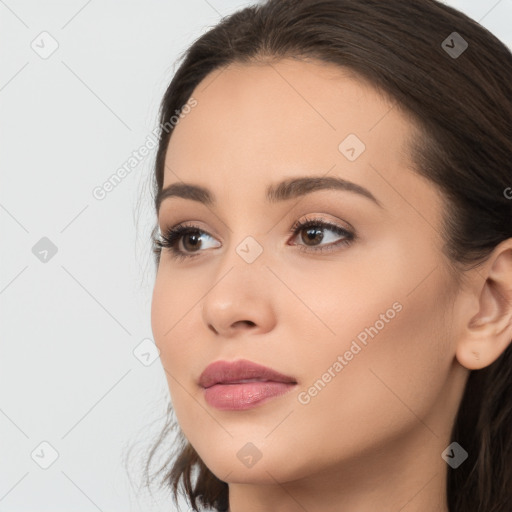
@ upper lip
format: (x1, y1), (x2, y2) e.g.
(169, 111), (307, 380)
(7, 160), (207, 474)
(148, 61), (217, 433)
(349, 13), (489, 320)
(199, 359), (297, 389)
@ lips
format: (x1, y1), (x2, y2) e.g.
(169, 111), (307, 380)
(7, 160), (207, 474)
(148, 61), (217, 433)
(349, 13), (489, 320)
(199, 359), (298, 411)
(199, 359), (297, 389)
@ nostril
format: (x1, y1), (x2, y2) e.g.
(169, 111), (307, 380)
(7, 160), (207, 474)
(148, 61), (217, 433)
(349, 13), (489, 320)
(231, 320), (256, 329)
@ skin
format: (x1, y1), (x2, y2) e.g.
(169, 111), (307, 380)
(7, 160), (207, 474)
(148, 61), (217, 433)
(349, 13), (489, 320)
(151, 58), (512, 512)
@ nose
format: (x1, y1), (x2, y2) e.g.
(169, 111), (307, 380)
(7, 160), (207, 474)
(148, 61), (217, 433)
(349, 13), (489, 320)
(201, 262), (277, 340)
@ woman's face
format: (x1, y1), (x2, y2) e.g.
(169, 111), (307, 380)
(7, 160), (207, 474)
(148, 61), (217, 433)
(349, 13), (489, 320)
(151, 58), (468, 487)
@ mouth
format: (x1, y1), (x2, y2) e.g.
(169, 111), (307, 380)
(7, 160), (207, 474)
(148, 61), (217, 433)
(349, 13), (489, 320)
(198, 359), (297, 410)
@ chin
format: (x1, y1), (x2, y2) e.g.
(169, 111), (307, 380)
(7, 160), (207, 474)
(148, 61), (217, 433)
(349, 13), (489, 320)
(195, 438), (314, 486)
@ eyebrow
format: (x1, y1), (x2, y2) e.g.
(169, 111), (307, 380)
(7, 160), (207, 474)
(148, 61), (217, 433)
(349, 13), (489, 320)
(156, 175), (383, 212)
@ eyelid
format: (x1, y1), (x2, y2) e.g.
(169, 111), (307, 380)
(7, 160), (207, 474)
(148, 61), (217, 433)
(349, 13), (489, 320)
(154, 214), (356, 261)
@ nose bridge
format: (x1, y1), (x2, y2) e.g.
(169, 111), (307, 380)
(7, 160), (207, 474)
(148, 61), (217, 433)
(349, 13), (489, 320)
(200, 225), (277, 336)
(213, 229), (269, 288)
(216, 208), (271, 268)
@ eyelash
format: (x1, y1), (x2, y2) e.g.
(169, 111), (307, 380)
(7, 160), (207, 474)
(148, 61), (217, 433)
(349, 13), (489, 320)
(153, 216), (356, 262)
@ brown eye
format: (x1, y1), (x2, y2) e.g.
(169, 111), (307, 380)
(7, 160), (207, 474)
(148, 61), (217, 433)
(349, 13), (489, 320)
(154, 224), (220, 261)
(288, 217), (355, 254)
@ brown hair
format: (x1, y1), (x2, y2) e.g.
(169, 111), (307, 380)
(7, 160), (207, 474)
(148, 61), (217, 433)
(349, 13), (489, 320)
(142, 0), (512, 510)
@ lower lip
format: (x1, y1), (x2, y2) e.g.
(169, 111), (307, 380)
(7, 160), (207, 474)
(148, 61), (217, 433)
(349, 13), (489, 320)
(203, 381), (296, 410)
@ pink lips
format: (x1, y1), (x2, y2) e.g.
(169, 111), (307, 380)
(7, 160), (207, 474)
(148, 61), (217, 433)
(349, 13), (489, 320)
(199, 359), (297, 410)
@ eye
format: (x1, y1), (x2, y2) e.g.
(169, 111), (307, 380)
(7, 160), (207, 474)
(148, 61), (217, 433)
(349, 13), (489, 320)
(153, 223), (220, 262)
(153, 215), (356, 262)
(287, 215), (355, 255)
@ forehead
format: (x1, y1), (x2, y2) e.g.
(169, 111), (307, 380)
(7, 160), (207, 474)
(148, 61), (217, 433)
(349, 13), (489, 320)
(162, 58), (440, 222)
(166, 58), (412, 174)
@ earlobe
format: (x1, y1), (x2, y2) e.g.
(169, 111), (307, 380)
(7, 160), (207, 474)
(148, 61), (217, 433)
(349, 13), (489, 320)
(455, 240), (512, 371)
(456, 343), (497, 371)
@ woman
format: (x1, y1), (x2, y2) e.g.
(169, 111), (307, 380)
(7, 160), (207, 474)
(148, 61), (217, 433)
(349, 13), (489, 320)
(145, 0), (512, 510)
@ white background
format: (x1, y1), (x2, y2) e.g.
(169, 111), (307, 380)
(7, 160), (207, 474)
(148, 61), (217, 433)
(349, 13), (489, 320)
(1, 1), (511, 511)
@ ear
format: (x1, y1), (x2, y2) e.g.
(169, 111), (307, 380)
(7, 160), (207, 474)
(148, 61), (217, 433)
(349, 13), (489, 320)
(455, 238), (512, 370)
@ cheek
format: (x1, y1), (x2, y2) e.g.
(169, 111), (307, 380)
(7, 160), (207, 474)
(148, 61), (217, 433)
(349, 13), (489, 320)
(150, 273), (190, 374)
(290, 264), (454, 459)
(264, 234), (454, 454)
(150, 271), (205, 401)
(151, 288), (209, 454)
(150, 276), (169, 354)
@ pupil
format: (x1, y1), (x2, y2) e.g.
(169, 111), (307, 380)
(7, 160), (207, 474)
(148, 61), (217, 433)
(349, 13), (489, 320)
(184, 233), (201, 251)
(304, 227), (323, 246)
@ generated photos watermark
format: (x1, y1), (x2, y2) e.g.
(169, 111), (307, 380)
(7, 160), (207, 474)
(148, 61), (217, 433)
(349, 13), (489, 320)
(92, 97), (198, 201)
(297, 301), (403, 405)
